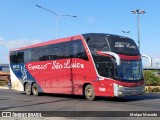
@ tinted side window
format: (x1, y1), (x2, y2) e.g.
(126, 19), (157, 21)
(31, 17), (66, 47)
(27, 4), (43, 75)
(39, 46), (55, 61)
(31, 48), (40, 62)
(72, 40), (88, 61)
(87, 37), (109, 53)
(10, 52), (17, 63)
(10, 51), (24, 63)
(95, 56), (114, 78)
(11, 40), (89, 63)
(55, 43), (65, 60)
(24, 50), (32, 62)
(63, 43), (72, 58)
(17, 52), (24, 63)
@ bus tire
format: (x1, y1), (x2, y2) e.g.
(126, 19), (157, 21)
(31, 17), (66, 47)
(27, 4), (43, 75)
(32, 83), (40, 96)
(25, 83), (32, 95)
(85, 84), (95, 101)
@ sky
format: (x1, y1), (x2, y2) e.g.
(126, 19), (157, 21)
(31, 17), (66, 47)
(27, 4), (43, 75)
(0, 0), (160, 67)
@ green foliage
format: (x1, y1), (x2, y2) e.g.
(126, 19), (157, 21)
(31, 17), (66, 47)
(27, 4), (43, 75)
(152, 87), (160, 92)
(144, 70), (160, 86)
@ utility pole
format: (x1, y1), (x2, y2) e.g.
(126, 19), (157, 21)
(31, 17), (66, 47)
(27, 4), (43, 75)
(36, 5), (77, 39)
(131, 9), (145, 51)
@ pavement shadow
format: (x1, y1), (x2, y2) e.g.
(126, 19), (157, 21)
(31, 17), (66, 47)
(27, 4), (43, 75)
(20, 92), (86, 100)
(97, 93), (160, 102)
(20, 92), (160, 102)
(40, 93), (86, 100)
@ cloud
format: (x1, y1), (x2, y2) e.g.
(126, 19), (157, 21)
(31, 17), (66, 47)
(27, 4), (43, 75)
(2, 39), (42, 49)
(85, 16), (108, 33)
(152, 57), (160, 66)
(0, 38), (42, 63)
(143, 55), (160, 67)
(0, 37), (4, 43)
(150, 54), (160, 66)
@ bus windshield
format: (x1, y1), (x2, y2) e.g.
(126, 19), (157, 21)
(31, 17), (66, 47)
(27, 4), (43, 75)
(116, 60), (143, 81)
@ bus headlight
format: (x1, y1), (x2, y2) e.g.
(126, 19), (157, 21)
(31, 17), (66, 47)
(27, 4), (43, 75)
(118, 85), (123, 88)
(119, 92), (123, 95)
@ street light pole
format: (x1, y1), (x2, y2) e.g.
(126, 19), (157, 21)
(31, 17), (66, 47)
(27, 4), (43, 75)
(137, 13), (140, 50)
(131, 9), (145, 51)
(36, 4), (77, 39)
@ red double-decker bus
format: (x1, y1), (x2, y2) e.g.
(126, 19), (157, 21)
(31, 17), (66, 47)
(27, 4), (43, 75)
(9, 33), (150, 100)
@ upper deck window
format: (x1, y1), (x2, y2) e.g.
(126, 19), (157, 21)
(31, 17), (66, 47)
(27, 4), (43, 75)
(83, 34), (140, 56)
(10, 51), (24, 63)
(86, 37), (109, 54)
(107, 36), (140, 56)
(10, 39), (88, 64)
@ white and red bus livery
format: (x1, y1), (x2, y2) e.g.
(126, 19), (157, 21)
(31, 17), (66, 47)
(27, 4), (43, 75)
(10, 33), (147, 100)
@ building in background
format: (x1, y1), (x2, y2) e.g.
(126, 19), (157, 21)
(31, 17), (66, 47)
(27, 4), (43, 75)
(0, 64), (10, 81)
(0, 64), (9, 72)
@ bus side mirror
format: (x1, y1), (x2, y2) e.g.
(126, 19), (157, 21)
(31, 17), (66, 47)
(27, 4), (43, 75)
(141, 54), (152, 66)
(100, 51), (121, 65)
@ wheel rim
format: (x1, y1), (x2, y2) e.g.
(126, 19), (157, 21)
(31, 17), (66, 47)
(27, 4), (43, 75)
(26, 85), (30, 94)
(33, 85), (38, 94)
(86, 87), (94, 97)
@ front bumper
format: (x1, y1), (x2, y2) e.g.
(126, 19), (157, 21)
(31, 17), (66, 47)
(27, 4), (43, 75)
(113, 83), (145, 97)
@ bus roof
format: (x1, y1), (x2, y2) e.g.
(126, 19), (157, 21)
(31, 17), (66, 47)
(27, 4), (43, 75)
(10, 33), (129, 52)
(82, 33), (129, 39)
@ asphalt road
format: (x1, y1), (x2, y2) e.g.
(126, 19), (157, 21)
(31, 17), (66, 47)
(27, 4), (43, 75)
(0, 87), (160, 120)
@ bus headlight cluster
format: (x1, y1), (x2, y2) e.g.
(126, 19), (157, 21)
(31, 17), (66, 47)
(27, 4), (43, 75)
(118, 85), (123, 88)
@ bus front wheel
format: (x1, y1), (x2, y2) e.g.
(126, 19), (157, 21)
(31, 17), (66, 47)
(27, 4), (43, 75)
(25, 83), (32, 95)
(85, 84), (95, 101)
(32, 83), (40, 96)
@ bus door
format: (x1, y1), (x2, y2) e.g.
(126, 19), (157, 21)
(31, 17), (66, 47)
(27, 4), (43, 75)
(51, 43), (72, 94)
(40, 69), (52, 93)
(69, 39), (90, 95)
(62, 39), (87, 94)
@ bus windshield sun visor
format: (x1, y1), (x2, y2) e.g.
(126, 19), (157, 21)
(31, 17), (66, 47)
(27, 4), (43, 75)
(100, 51), (121, 65)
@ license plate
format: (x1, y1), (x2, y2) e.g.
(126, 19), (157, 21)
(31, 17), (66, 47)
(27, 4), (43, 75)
(132, 91), (137, 94)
